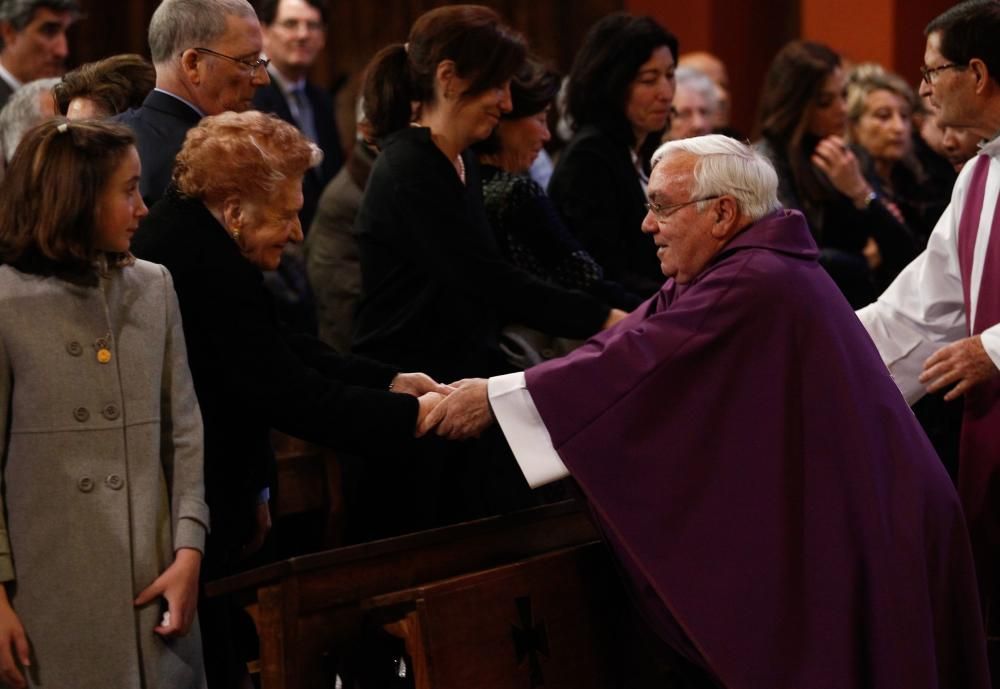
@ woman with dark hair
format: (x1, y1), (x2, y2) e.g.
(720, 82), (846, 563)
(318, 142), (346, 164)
(755, 41), (917, 306)
(352, 5), (623, 537)
(549, 13), (678, 298)
(355, 4), (622, 384)
(0, 118), (207, 688)
(475, 58), (641, 367)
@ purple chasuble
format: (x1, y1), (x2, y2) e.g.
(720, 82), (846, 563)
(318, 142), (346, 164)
(525, 210), (988, 689)
(956, 154), (1000, 613)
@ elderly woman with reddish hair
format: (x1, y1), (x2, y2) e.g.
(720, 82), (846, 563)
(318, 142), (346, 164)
(131, 110), (447, 687)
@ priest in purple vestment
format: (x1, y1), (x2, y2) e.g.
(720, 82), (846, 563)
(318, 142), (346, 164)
(420, 135), (990, 689)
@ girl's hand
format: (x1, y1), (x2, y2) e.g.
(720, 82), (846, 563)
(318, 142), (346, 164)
(0, 588), (29, 689)
(134, 548), (202, 637)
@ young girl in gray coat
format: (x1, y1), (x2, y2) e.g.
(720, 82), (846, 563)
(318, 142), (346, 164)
(0, 119), (208, 688)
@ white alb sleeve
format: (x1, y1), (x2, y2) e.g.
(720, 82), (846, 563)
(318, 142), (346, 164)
(488, 372), (569, 488)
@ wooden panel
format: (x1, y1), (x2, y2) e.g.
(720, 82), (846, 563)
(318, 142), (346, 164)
(367, 545), (617, 689)
(207, 501), (601, 689)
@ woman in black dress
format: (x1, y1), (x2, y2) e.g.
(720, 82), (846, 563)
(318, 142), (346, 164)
(351, 5), (624, 538)
(548, 13), (678, 298)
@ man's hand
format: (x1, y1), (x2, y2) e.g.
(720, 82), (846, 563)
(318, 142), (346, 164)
(390, 372), (453, 397)
(0, 588), (28, 689)
(242, 501), (272, 558)
(420, 378), (493, 440)
(134, 548), (202, 638)
(919, 335), (1000, 401)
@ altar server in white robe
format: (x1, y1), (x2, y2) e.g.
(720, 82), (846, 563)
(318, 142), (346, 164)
(856, 0), (1000, 655)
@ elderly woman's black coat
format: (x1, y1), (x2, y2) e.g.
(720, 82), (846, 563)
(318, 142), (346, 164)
(132, 188), (418, 567)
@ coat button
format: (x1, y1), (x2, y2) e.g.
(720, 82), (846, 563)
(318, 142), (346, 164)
(102, 404), (120, 421)
(105, 474), (124, 490)
(77, 477), (94, 493)
(73, 407), (89, 422)
(66, 341), (83, 357)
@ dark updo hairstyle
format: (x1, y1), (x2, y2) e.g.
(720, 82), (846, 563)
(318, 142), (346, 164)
(53, 53), (155, 117)
(362, 4), (526, 140)
(0, 118), (136, 285)
(755, 40), (841, 203)
(473, 56), (560, 155)
(565, 13), (678, 150)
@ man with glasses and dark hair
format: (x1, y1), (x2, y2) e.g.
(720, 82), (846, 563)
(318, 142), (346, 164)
(116, 0), (270, 204)
(858, 0), (1000, 666)
(254, 0), (342, 231)
(0, 0), (80, 108)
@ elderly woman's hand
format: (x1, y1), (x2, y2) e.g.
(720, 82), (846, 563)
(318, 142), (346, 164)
(391, 372), (453, 397)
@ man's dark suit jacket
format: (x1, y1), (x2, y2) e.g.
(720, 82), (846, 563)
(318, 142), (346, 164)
(0, 78), (14, 110)
(252, 79), (343, 231)
(131, 188), (418, 571)
(115, 89), (201, 206)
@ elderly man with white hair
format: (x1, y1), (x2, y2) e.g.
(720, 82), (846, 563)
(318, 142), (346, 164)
(419, 135), (989, 689)
(116, 0), (270, 205)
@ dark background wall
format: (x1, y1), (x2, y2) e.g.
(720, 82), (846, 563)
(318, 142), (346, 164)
(66, 0), (956, 142)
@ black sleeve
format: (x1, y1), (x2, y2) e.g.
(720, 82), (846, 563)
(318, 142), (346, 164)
(197, 278), (418, 454)
(395, 167), (610, 338)
(284, 332), (399, 387)
(865, 197), (919, 286)
(503, 177), (605, 288)
(549, 141), (661, 296)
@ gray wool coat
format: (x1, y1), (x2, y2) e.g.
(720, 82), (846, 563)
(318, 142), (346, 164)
(0, 260), (209, 688)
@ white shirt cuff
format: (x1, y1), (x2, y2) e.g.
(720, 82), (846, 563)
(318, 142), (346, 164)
(980, 324), (1000, 373)
(488, 372), (569, 488)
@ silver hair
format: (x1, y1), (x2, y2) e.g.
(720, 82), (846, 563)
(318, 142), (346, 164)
(651, 135), (781, 222)
(0, 77), (59, 162)
(674, 66), (719, 112)
(148, 0), (257, 65)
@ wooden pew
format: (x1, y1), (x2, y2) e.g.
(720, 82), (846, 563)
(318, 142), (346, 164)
(270, 431), (344, 551)
(207, 500), (614, 688)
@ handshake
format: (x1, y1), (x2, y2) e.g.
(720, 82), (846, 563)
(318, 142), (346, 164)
(388, 372), (493, 440)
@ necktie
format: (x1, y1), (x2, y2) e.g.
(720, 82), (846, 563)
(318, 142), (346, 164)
(290, 86), (319, 145)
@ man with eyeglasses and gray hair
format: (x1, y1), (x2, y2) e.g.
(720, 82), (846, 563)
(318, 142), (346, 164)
(0, 0), (79, 109)
(857, 0), (1000, 668)
(116, 0), (270, 205)
(417, 134), (989, 688)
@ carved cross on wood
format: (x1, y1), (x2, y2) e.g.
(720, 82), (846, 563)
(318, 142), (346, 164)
(511, 595), (550, 688)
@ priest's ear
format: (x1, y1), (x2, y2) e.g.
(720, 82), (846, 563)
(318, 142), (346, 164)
(709, 195), (741, 239)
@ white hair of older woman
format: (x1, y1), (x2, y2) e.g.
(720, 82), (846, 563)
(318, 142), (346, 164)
(674, 66), (720, 112)
(651, 134), (781, 222)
